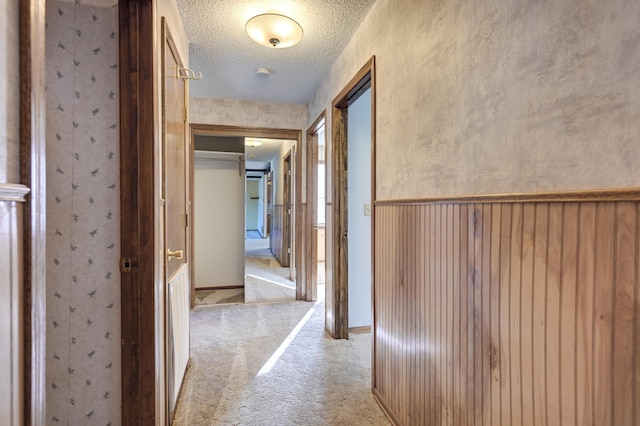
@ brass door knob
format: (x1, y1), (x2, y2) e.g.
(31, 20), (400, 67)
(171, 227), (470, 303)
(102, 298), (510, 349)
(167, 249), (184, 260)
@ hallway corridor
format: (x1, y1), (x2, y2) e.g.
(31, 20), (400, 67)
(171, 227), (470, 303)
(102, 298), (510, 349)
(173, 298), (389, 425)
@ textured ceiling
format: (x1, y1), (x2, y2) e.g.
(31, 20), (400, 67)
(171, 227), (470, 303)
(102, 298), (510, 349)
(177, 0), (377, 104)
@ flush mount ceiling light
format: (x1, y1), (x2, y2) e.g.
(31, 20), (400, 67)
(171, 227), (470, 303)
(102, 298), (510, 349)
(245, 139), (264, 147)
(245, 13), (303, 48)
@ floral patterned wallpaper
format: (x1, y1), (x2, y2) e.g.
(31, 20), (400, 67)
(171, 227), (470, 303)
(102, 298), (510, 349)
(45, 1), (121, 424)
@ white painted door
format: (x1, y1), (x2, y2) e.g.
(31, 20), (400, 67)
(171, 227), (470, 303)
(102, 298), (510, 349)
(194, 154), (245, 288)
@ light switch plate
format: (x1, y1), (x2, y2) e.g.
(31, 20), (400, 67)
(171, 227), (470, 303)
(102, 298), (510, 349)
(364, 203), (371, 216)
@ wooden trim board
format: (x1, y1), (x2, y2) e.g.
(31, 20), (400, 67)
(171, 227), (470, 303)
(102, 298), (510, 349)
(119, 1), (156, 423)
(19, 0), (47, 423)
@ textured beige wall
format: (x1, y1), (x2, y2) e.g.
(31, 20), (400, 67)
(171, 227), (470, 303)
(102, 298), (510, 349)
(308, 0), (640, 200)
(0, 0), (20, 183)
(191, 97), (307, 131)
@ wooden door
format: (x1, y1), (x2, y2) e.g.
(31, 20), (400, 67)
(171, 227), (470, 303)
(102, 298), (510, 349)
(162, 20), (189, 419)
(163, 32), (188, 281)
(282, 152), (292, 267)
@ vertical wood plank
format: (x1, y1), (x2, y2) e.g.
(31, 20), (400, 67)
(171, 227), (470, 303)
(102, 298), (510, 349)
(403, 205), (410, 423)
(435, 205), (446, 424)
(576, 203), (596, 426)
(560, 204), (578, 425)
(533, 203), (549, 425)
(460, 203), (469, 426)
(424, 205), (431, 425)
(383, 207), (389, 402)
(490, 203), (502, 426)
(481, 204), (492, 426)
(374, 207), (382, 397)
(612, 202), (636, 425)
(428, 205), (437, 424)
(387, 206), (392, 404)
(499, 204), (513, 426)
(635, 203), (640, 426)
(398, 205), (404, 420)
(546, 204), (563, 426)
(452, 203), (461, 426)
(520, 203), (536, 425)
(510, 203), (524, 426)
(473, 205), (484, 425)
(389, 206), (395, 409)
(411, 205), (418, 425)
(447, 204), (454, 425)
(593, 203), (615, 426)
(419, 205), (427, 426)
(445, 203), (450, 423)
(468, 204), (477, 426)
(376, 207), (383, 397)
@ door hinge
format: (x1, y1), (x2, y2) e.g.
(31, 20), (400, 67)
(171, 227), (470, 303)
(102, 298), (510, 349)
(287, 247), (291, 254)
(120, 258), (134, 272)
(288, 170), (291, 176)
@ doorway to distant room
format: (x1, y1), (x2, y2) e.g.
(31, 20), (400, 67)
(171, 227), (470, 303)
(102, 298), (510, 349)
(189, 124), (301, 307)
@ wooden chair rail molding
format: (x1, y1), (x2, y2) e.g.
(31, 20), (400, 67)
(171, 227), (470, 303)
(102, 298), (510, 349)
(374, 187), (640, 206)
(372, 188), (640, 426)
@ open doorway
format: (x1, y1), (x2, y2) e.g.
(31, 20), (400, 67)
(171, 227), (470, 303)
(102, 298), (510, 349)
(305, 112), (327, 304)
(189, 124), (301, 306)
(244, 141), (297, 304)
(329, 57), (376, 339)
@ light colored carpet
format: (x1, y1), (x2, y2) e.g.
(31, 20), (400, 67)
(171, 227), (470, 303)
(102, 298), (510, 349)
(195, 239), (296, 306)
(173, 299), (390, 425)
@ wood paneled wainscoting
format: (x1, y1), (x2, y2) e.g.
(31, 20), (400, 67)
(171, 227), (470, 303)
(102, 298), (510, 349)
(270, 204), (288, 266)
(373, 191), (640, 426)
(0, 184), (30, 425)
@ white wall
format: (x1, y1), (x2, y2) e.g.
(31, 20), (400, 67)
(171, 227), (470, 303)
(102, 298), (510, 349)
(0, 0), (19, 183)
(194, 159), (245, 288)
(347, 89), (372, 328)
(308, 0), (640, 200)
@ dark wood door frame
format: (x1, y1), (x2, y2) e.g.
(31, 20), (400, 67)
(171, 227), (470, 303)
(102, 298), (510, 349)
(119, 1), (157, 423)
(20, 0), (47, 423)
(305, 112), (327, 302)
(330, 56), (376, 339)
(188, 123), (303, 302)
(282, 150), (293, 268)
